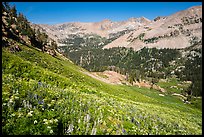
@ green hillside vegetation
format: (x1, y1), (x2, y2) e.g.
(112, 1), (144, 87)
(2, 2), (202, 135)
(59, 39), (202, 97)
(157, 77), (189, 94)
(2, 39), (202, 135)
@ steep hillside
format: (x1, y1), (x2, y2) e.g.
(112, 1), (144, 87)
(2, 34), (202, 135)
(2, 3), (202, 135)
(59, 43), (202, 96)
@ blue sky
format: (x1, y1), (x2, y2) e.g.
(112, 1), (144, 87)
(11, 2), (202, 25)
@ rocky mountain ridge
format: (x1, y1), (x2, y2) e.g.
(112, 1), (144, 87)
(34, 16), (151, 45)
(35, 5), (202, 51)
(103, 5), (202, 51)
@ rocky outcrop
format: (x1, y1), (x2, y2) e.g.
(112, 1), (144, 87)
(35, 16), (151, 45)
(103, 5), (202, 51)
(2, 5), (58, 57)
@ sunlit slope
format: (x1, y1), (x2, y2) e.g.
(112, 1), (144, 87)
(2, 40), (202, 135)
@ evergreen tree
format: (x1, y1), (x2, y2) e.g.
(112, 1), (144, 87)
(2, 2), (10, 12)
(10, 5), (17, 17)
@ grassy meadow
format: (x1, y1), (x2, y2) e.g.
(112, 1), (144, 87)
(2, 40), (202, 135)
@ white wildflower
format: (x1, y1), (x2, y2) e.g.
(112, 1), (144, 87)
(18, 113), (22, 118)
(34, 120), (38, 124)
(84, 114), (91, 122)
(26, 101), (30, 107)
(54, 119), (58, 123)
(47, 126), (51, 129)
(15, 96), (19, 100)
(50, 130), (53, 134)
(49, 119), (53, 124)
(66, 124), (74, 134)
(9, 99), (13, 103)
(91, 128), (97, 135)
(85, 123), (90, 134)
(116, 130), (120, 135)
(23, 100), (26, 107)
(27, 112), (33, 117)
(18, 107), (22, 111)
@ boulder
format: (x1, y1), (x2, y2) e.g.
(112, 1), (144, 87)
(2, 18), (8, 26)
(11, 24), (16, 30)
(159, 87), (166, 93)
(2, 11), (8, 16)
(133, 81), (141, 88)
(159, 94), (165, 96)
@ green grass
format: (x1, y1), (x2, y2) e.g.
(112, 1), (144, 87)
(157, 78), (190, 94)
(2, 40), (202, 135)
(190, 98), (202, 110)
(95, 72), (109, 79)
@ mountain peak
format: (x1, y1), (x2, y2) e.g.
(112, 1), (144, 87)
(127, 17), (150, 23)
(188, 5), (202, 10)
(153, 16), (166, 22)
(128, 17), (137, 21)
(101, 19), (112, 23)
(139, 16), (151, 22)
